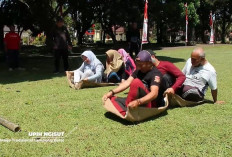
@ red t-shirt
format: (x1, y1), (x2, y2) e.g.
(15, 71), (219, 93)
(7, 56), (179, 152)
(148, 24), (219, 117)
(4, 32), (20, 50)
(157, 61), (186, 91)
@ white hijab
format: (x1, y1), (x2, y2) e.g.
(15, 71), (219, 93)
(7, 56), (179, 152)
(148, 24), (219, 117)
(81, 50), (103, 72)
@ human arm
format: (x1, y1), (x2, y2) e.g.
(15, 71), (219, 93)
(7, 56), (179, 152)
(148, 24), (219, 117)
(104, 59), (111, 76)
(162, 62), (186, 94)
(18, 35), (21, 51)
(211, 89), (225, 104)
(86, 64), (104, 81)
(102, 76), (134, 101)
(127, 85), (159, 108)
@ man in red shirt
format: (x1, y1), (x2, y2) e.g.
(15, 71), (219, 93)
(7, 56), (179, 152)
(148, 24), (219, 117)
(4, 25), (21, 71)
(146, 50), (186, 96)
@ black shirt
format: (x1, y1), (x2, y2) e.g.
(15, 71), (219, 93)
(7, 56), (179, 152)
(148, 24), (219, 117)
(131, 67), (163, 90)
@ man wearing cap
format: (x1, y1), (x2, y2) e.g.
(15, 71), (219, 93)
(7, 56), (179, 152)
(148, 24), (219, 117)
(102, 50), (163, 116)
(147, 50), (186, 96)
(180, 47), (224, 104)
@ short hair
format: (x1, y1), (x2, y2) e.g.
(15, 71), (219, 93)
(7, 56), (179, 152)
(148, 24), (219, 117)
(199, 51), (205, 58)
(193, 47), (205, 59)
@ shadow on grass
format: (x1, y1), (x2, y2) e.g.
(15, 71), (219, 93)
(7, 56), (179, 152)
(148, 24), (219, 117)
(0, 43), (187, 84)
(104, 110), (168, 125)
(157, 56), (186, 63)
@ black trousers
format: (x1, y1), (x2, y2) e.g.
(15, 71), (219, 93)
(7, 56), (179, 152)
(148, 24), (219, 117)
(6, 49), (19, 69)
(54, 49), (69, 72)
(129, 42), (140, 58)
(157, 74), (175, 106)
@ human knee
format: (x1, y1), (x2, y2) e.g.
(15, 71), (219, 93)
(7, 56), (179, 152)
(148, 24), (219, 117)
(130, 78), (143, 87)
(84, 69), (93, 76)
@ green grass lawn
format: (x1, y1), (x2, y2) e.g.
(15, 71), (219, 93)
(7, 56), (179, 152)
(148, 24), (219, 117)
(0, 44), (232, 156)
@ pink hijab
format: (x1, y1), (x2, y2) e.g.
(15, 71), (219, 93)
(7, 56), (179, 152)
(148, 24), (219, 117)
(118, 49), (136, 75)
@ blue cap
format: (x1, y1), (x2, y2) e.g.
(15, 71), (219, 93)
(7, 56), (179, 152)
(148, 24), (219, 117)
(136, 50), (151, 62)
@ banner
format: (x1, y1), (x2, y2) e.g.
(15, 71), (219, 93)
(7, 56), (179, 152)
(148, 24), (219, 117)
(185, 3), (188, 44)
(209, 11), (214, 44)
(142, 0), (148, 44)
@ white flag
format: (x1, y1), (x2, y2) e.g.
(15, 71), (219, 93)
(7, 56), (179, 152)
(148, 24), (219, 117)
(142, 0), (148, 44)
(209, 12), (214, 44)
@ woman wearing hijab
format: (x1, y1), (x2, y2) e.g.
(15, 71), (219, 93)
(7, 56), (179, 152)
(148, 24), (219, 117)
(118, 48), (136, 81)
(66, 50), (104, 89)
(104, 50), (125, 83)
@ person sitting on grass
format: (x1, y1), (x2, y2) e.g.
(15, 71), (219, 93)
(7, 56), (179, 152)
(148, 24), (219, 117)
(66, 50), (104, 89)
(146, 50), (186, 96)
(104, 49), (126, 83)
(180, 47), (224, 104)
(118, 48), (136, 82)
(102, 50), (163, 116)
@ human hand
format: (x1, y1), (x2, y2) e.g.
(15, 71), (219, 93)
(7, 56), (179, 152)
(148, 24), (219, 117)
(214, 100), (225, 104)
(128, 100), (139, 109)
(102, 92), (113, 101)
(163, 88), (175, 96)
(68, 45), (72, 50)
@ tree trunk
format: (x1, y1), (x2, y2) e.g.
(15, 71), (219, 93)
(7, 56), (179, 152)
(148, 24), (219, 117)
(157, 23), (163, 44)
(199, 0), (207, 43)
(78, 31), (85, 45)
(107, 29), (116, 44)
(103, 31), (106, 44)
(0, 24), (4, 52)
(221, 7), (226, 43)
(192, 26), (195, 43)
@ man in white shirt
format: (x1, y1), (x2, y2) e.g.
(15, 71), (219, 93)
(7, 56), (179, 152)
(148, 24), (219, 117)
(181, 47), (224, 104)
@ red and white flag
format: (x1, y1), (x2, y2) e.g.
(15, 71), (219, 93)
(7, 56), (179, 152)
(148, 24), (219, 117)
(142, 0), (148, 44)
(209, 11), (214, 44)
(185, 3), (188, 44)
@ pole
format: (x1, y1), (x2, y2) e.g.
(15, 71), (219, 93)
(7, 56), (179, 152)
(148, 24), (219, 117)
(0, 117), (21, 132)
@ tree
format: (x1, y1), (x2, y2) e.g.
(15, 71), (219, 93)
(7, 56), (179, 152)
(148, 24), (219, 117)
(67, 0), (96, 45)
(213, 0), (232, 43)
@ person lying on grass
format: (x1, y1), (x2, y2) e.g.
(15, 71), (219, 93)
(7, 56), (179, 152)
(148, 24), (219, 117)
(102, 50), (163, 116)
(66, 50), (104, 89)
(179, 47), (224, 104)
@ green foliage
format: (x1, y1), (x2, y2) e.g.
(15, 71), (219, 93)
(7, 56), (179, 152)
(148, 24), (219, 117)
(1, 0), (232, 46)
(31, 34), (46, 46)
(180, 1), (200, 26)
(0, 45), (232, 156)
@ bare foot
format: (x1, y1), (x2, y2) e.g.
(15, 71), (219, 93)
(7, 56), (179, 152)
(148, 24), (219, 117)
(66, 71), (75, 88)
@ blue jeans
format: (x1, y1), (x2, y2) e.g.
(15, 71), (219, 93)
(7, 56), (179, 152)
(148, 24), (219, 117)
(108, 72), (121, 83)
